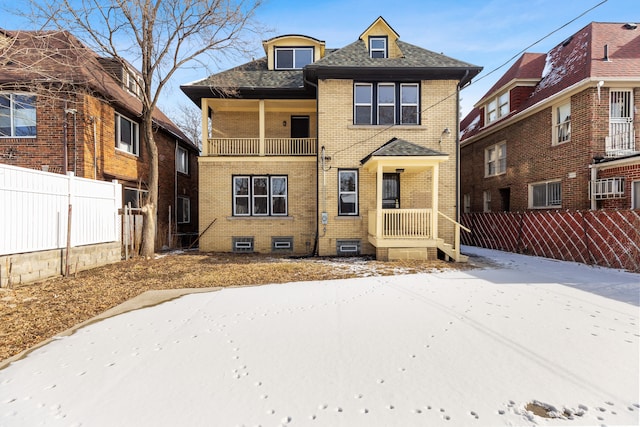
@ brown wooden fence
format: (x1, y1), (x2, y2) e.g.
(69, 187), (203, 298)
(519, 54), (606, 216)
(460, 210), (640, 272)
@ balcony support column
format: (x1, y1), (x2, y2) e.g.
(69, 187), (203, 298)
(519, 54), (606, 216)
(376, 163), (383, 239)
(259, 100), (265, 156)
(432, 164), (439, 239)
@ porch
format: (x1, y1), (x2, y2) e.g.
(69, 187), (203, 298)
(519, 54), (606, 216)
(200, 98), (317, 157)
(361, 137), (468, 262)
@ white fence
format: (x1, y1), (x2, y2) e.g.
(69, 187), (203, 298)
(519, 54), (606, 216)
(0, 164), (122, 256)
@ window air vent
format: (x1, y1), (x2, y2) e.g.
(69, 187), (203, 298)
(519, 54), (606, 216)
(232, 237), (254, 253)
(336, 239), (361, 256)
(272, 237), (293, 252)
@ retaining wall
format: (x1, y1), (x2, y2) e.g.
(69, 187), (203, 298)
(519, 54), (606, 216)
(0, 242), (121, 287)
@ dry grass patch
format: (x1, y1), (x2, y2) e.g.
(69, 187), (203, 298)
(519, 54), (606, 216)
(0, 251), (473, 364)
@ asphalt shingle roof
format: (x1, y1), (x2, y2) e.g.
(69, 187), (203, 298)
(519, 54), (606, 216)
(361, 137), (447, 165)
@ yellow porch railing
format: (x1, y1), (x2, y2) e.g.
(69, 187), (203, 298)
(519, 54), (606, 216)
(368, 208), (433, 239)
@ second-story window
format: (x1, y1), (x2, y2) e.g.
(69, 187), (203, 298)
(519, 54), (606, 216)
(369, 37), (387, 58)
(554, 101), (571, 144)
(0, 93), (36, 137)
(354, 82), (419, 125)
(485, 142), (506, 177)
(176, 146), (189, 174)
(115, 113), (139, 156)
(275, 47), (313, 70)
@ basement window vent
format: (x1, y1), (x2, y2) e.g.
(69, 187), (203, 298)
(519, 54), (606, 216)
(336, 239), (361, 256)
(272, 237), (293, 252)
(232, 237), (254, 253)
(590, 177), (625, 199)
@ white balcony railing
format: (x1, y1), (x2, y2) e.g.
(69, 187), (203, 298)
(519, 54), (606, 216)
(605, 125), (636, 157)
(207, 138), (316, 156)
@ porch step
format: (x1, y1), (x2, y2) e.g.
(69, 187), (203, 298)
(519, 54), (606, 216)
(437, 240), (468, 263)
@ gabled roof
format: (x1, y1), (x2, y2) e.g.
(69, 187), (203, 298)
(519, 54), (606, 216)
(461, 22), (640, 143)
(361, 137), (447, 165)
(182, 17), (482, 105)
(0, 28), (194, 149)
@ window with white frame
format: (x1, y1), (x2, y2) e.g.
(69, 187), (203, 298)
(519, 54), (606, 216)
(483, 190), (491, 212)
(529, 180), (562, 208)
(177, 196), (190, 224)
(354, 82), (419, 125)
(338, 170), (358, 215)
(485, 142), (506, 177)
(275, 47), (313, 70)
(369, 37), (387, 58)
(176, 146), (189, 174)
(0, 93), (36, 137)
(124, 187), (147, 209)
(485, 90), (509, 124)
(115, 113), (139, 155)
(463, 193), (471, 213)
(233, 175), (288, 216)
(554, 101), (571, 144)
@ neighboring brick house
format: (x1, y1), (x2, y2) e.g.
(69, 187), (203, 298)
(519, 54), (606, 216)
(181, 17), (481, 261)
(460, 22), (640, 213)
(0, 29), (199, 248)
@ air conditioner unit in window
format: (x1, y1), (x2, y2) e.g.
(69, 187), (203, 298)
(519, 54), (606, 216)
(590, 177), (625, 199)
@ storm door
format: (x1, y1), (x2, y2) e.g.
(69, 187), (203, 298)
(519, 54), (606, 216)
(382, 173), (400, 209)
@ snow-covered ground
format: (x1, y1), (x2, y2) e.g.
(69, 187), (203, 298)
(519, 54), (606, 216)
(1, 246), (638, 426)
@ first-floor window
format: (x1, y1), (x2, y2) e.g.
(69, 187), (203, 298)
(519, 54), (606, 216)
(483, 190), (491, 212)
(115, 113), (139, 155)
(233, 175), (288, 216)
(338, 170), (358, 215)
(0, 93), (36, 137)
(124, 187), (147, 209)
(530, 180), (561, 208)
(177, 196), (191, 224)
(463, 193), (471, 213)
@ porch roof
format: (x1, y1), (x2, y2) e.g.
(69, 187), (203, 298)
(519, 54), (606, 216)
(361, 137), (448, 171)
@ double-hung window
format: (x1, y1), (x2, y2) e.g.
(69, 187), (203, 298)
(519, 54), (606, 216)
(275, 47), (313, 70)
(485, 90), (509, 124)
(233, 175), (288, 216)
(0, 93), (36, 137)
(177, 196), (191, 224)
(530, 180), (561, 208)
(176, 146), (189, 174)
(485, 142), (506, 176)
(115, 113), (139, 156)
(554, 101), (571, 144)
(354, 82), (419, 125)
(369, 37), (387, 58)
(338, 170), (358, 215)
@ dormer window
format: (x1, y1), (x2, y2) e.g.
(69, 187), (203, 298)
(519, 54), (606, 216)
(369, 37), (387, 58)
(275, 47), (313, 70)
(485, 90), (510, 124)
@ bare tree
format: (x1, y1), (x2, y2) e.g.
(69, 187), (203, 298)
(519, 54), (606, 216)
(168, 102), (203, 151)
(23, 0), (262, 258)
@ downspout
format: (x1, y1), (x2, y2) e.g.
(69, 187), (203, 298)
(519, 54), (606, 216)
(63, 101), (68, 174)
(91, 117), (98, 179)
(304, 75), (320, 256)
(455, 70), (470, 222)
(589, 161), (598, 210)
(174, 140), (179, 247)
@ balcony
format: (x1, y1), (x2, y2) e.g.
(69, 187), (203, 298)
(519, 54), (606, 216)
(605, 126), (637, 157)
(206, 137), (317, 156)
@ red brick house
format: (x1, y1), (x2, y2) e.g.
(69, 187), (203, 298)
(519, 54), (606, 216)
(460, 22), (640, 212)
(0, 29), (199, 248)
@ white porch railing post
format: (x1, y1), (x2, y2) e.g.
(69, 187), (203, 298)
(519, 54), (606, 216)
(259, 100), (265, 156)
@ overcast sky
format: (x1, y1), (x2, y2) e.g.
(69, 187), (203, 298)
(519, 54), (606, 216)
(2, 0), (636, 118)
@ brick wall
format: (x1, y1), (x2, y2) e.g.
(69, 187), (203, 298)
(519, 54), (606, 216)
(460, 87), (638, 213)
(198, 158), (317, 255)
(598, 163), (640, 209)
(316, 78), (460, 256)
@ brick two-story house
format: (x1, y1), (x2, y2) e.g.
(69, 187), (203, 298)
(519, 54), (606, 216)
(0, 29), (199, 248)
(460, 22), (640, 212)
(181, 17), (481, 261)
